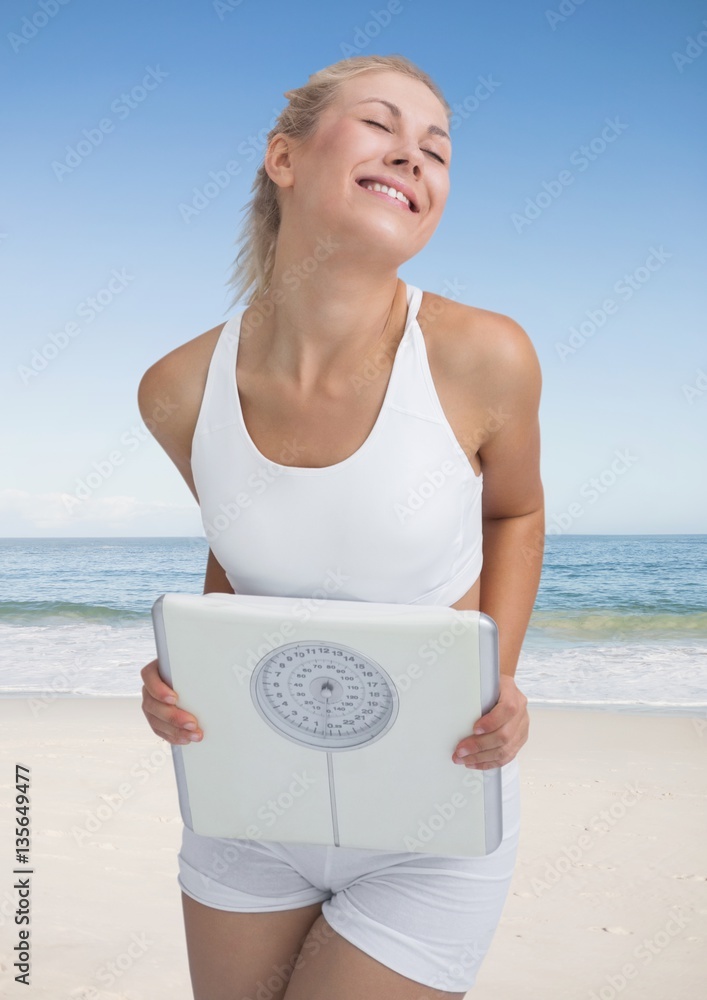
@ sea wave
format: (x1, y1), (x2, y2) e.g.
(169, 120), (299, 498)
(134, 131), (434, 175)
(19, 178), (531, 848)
(527, 609), (707, 642)
(0, 600), (146, 624)
(3, 601), (707, 640)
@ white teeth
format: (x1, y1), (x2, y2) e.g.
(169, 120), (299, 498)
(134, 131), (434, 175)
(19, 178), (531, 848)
(360, 180), (412, 210)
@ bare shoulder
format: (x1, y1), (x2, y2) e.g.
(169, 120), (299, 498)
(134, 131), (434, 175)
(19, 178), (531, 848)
(419, 290), (542, 403)
(136, 321), (226, 500)
(420, 291), (544, 518)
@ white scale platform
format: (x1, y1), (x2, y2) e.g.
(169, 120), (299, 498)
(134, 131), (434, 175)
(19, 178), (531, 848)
(152, 592), (504, 857)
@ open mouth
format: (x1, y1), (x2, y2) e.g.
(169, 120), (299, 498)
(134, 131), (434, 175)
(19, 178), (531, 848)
(356, 178), (419, 213)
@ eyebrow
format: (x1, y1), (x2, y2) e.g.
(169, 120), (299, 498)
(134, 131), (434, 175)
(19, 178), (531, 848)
(353, 97), (451, 144)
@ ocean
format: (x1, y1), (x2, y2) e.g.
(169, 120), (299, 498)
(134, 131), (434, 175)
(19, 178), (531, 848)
(1, 535), (705, 717)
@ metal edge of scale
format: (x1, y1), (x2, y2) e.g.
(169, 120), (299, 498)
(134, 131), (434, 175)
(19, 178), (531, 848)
(478, 612), (503, 853)
(150, 595), (195, 830)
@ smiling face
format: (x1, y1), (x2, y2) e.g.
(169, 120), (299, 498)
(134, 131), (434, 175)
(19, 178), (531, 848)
(267, 70), (452, 266)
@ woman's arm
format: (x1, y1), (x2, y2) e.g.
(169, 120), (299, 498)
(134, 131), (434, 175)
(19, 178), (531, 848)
(137, 329), (237, 601)
(478, 315), (544, 680)
(453, 314), (544, 768)
(481, 510), (544, 680)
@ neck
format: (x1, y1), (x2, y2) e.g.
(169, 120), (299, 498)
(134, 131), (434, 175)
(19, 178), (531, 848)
(242, 254), (407, 393)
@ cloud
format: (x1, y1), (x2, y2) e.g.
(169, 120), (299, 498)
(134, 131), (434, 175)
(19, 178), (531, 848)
(0, 489), (203, 536)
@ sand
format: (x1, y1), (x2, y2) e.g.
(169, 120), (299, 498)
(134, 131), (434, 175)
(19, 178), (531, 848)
(0, 697), (704, 999)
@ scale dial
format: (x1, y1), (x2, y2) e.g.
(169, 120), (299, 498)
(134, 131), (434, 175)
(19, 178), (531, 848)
(250, 639), (398, 750)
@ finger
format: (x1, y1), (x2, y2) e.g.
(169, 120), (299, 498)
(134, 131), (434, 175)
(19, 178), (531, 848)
(143, 685), (200, 726)
(453, 729), (496, 757)
(452, 736), (504, 762)
(455, 753), (503, 768)
(142, 661), (179, 705)
(142, 688), (202, 738)
(453, 750), (500, 767)
(472, 700), (516, 736)
(473, 693), (528, 739)
(146, 716), (187, 744)
(455, 745), (517, 768)
(456, 714), (522, 756)
(141, 663), (203, 739)
(143, 706), (203, 744)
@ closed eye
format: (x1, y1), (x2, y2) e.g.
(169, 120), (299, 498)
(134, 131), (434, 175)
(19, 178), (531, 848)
(362, 119), (447, 165)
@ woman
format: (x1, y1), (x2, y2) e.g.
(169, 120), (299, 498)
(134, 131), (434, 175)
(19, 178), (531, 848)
(138, 54), (544, 999)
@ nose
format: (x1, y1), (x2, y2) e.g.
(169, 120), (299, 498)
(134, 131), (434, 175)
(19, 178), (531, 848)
(391, 158), (421, 178)
(385, 135), (424, 176)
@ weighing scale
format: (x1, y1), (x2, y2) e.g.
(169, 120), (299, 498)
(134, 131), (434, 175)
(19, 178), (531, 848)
(151, 592), (504, 857)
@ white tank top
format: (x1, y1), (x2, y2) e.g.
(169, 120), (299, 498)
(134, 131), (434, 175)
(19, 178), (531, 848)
(191, 281), (483, 606)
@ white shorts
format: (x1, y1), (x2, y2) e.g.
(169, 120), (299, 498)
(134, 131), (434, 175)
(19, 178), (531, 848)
(177, 756), (521, 993)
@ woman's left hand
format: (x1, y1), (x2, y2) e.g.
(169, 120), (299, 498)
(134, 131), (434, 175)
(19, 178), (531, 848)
(451, 674), (529, 769)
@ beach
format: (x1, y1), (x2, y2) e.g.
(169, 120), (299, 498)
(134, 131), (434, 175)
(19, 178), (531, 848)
(0, 697), (704, 998)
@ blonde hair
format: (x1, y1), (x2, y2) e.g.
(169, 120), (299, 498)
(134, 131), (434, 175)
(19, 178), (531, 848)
(225, 54), (452, 311)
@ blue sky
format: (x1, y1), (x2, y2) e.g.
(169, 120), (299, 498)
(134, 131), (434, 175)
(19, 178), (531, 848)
(2, 0), (705, 536)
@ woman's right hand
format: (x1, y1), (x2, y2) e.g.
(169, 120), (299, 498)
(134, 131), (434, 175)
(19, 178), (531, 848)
(140, 658), (203, 745)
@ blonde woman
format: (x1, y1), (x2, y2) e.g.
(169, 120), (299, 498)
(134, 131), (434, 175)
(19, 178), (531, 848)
(138, 54), (544, 1000)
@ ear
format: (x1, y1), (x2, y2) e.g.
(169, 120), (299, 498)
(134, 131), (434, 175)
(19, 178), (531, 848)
(264, 133), (296, 192)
